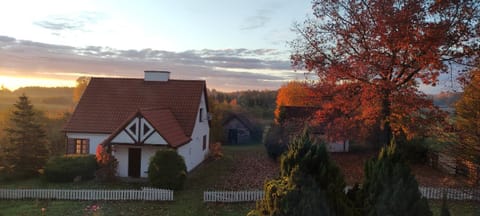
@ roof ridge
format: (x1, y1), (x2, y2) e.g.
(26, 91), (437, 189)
(90, 77), (206, 83)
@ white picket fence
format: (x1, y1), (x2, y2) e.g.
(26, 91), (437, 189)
(203, 187), (480, 203)
(0, 187), (173, 201)
(204, 190), (264, 202)
(419, 187), (480, 201)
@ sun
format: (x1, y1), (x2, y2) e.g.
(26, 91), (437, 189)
(0, 75), (76, 91)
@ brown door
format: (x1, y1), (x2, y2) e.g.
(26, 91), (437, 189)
(128, 148), (141, 178)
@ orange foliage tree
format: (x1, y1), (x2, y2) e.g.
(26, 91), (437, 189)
(455, 66), (480, 184)
(291, 0), (479, 146)
(274, 81), (314, 122)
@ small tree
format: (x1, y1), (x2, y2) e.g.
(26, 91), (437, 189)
(250, 130), (357, 216)
(361, 141), (432, 216)
(95, 144), (118, 182)
(2, 94), (49, 178)
(148, 149), (187, 190)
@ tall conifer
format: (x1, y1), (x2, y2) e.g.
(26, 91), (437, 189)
(3, 94), (48, 178)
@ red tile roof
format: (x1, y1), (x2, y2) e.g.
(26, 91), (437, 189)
(64, 77), (206, 142)
(141, 108), (191, 147)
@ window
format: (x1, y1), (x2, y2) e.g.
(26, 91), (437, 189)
(75, 139), (89, 154)
(202, 135), (207, 151)
(199, 108), (204, 122)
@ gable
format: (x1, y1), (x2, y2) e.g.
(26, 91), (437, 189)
(222, 113), (255, 131)
(105, 108), (191, 148)
(111, 116), (168, 145)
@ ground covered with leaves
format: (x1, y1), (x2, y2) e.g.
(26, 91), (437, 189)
(216, 144), (279, 190)
(216, 145), (469, 189)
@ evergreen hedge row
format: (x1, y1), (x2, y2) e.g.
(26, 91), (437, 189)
(44, 155), (97, 182)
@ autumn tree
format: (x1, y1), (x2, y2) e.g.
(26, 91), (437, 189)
(2, 94), (49, 178)
(454, 66), (480, 184)
(274, 81), (313, 122)
(292, 0), (479, 146)
(73, 76), (90, 105)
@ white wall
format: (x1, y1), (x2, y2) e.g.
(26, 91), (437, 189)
(177, 90), (210, 172)
(66, 133), (110, 154)
(113, 145), (163, 178)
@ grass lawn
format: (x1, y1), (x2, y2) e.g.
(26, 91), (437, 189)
(430, 200), (479, 216)
(0, 144), (261, 216)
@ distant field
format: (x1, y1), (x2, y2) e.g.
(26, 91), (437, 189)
(0, 87), (74, 116)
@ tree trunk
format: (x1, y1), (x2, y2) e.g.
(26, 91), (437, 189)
(380, 91), (392, 147)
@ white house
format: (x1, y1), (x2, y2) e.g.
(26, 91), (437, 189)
(63, 71), (210, 178)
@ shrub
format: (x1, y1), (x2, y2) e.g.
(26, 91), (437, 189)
(208, 142), (223, 160)
(44, 155), (97, 182)
(361, 142), (432, 216)
(263, 124), (288, 160)
(250, 129), (358, 216)
(397, 136), (429, 164)
(95, 145), (118, 182)
(148, 149), (187, 190)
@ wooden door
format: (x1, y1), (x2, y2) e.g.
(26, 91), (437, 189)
(128, 148), (141, 178)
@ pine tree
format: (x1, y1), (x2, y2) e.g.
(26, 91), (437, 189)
(249, 129), (357, 216)
(361, 142), (432, 216)
(3, 94), (49, 178)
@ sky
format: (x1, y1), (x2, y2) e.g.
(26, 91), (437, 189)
(0, 0), (451, 93)
(0, 0), (316, 92)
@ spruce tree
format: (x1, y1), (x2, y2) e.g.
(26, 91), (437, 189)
(249, 129), (357, 216)
(3, 94), (48, 178)
(361, 142), (432, 216)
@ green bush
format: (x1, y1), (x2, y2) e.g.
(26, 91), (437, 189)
(263, 124), (288, 160)
(148, 149), (187, 190)
(361, 143), (432, 216)
(397, 136), (429, 164)
(250, 129), (358, 216)
(44, 155), (97, 182)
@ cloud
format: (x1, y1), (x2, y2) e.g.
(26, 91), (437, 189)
(0, 35), (453, 94)
(0, 35), (301, 92)
(34, 19), (84, 31)
(240, 9), (272, 30)
(33, 12), (105, 33)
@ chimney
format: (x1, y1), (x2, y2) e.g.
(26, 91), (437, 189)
(144, 70), (170, 81)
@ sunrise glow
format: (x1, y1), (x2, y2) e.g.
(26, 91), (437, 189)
(0, 75), (76, 91)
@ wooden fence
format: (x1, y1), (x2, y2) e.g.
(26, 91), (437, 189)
(204, 190), (264, 202)
(203, 187), (480, 202)
(0, 187), (173, 201)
